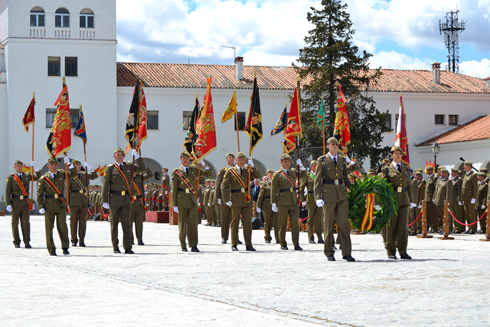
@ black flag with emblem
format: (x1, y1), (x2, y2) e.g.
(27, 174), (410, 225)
(124, 79), (141, 149)
(245, 74), (263, 152)
(183, 97), (200, 161)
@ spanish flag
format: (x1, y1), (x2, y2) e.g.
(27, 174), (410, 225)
(221, 89), (237, 123)
(334, 82), (351, 154)
(194, 78), (217, 160)
(245, 74), (263, 152)
(283, 83), (302, 154)
(22, 95), (35, 133)
(46, 85), (71, 158)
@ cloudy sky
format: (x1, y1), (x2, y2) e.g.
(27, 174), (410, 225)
(116, 0), (490, 78)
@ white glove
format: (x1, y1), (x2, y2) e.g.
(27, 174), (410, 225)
(345, 154), (351, 164)
(418, 205), (422, 209)
(471, 198), (476, 204)
(173, 207), (179, 213)
(132, 149), (139, 160)
(217, 199), (221, 205)
(248, 158), (254, 168)
(302, 201), (307, 206)
(84, 162), (92, 171)
(225, 201), (232, 207)
(374, 205), (381, 211)
(458, 201), (463, 206)
(102, 203), (110, 209)
(31, 161), (39, 172)
(208, 203), (211, 206)
(316, 199), (324, 207)
(39, 208), (45, 214)
(297, 159), (306, 171)
(256, 207), (262, 213)
(410, 203), (416, 209)
(199, 159), (209, 169)
(6, 205), (12, 211)
(165, 191), (168, 195)
(482, 205), (486, 210)
(63, 157), (69, 165)
(432, 199), (435, 203)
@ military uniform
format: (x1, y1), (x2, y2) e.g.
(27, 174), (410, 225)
(300, 167), (323, 243)
(461, 164), (478, 233)
(161, 169), (170, 210)
(415, 173), (426, 233)
(203, 183), (211, 224)
(221, 155), (261, 250)
(434, 170), (452, 233)
(425, 171), (438, 232)
(37, 159), (77, 255)
(131, 167), (153, 245)
(171, 153), (212, 250)
(5, 160), (41, 247)
(101, 150), (147, 253)
(216, 165), (234, 243)
(476, 173), (488, 232)
(408, 174), (420, 235)
(449, 169), (463, 233)
(208, 184), (217, 226)
(68, 162), (98, 246)
(257, 178), (278, 243)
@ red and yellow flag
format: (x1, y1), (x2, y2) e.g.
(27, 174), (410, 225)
(22, 96), (35, 132)
(194, 78), (217, 160)
(334, 82), (351, 154)
(46, 85), (71, 158)
(221, 89), (237, 123)
(283, 85), (302, 154)
(394, 94), (410, 165)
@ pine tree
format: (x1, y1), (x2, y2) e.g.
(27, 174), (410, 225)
(294, 0), (391, 168)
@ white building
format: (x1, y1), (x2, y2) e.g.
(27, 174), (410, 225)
(1, 0), (490, 202)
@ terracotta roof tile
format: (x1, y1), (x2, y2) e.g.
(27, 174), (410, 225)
(117, 62), (490, 94)
(416, 116), (490, 146)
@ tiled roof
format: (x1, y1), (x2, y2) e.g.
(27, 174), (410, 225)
(117, 62), (490, 94)
(416, 116), (490, 146)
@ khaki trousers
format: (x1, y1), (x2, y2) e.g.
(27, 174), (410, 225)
(463, 200), (477, 232)
(426, 201), (438, 231)
(262, 207), (279, 242)
(386, 204), (409, 256)
(230, 205), (253, 247)
(109, 203), (132, 251)
(130, 204), (145, 243)
(11, 205), (30, 246)
(477, 207), (487, 231)
(277, 204), (299, 247)
(44, 210), (69, 253)
(450, 203), (464, 232)
(215, 203), (221, 225)
(306, 202), (323, 242)
(323, 199), (351, 257)
(178, 206), (198, 249)
(220, 203), (232, 241)
(70, 206), (88, 244)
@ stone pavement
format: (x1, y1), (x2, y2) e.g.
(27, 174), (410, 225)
(0, 215), (489, 327)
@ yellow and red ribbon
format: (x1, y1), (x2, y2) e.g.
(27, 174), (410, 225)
(361, 193), (375, 231)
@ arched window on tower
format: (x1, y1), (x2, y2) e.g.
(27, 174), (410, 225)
(80, 8), (94, 28)
(30, 7), (45, 27)
(55, 8), (70, 28)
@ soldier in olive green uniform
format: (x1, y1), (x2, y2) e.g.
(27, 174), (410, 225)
(300, 160), (324, 244)
(161, 168), (170, 210)
(425, 166), (438, 232)
(461, 161), (478, 234)
(408, 169), (420, 235)
(202, 179), (211, 224)
(434, 168), (452, 234)
(476, 172), (488, 233)
(37, 157), (77, 255)
(449, 168), (463, 233)
(271, 153), (307, 251)
(379, 146), (415, 259)
(102, 148), (146, 254)
(413, 170), (426, 233)
(209, 180), (218, 226)
(5, 159), (41, 248)
(257, 169), (279, 243)
(215, 153), (235, 244)
(131, 167), (153, 245)
(68, 160), (98, 247)
(221, 152), (261, 251)
(172, 151), (212, 252)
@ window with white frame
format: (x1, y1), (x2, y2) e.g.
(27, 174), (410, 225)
(80, 8), (94, 28)
(55, 8), (70, 28)
(30, 7), (45, 27)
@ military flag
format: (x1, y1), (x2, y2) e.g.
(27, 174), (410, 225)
(221, 89), (237, 123)
(245, 74), (263, 152)
(184, 97), (200, 160)
(283, 86), (302, 154)
(334, 82), (351, 154)
(271, 103), (288, 136)
(99, 164), (107, 177)
(22, 165), (33, 174)
(394, 94), (410, 165)
(22, 95), (35, 132)
(316, 97), (325, 130)
(46, 85), (71, 158)
(125, 79), (147, 151)
(74, 110), (87, 143)
(194, 78), (217, 160)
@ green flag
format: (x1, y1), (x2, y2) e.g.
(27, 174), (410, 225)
(316, 97), (325, 129)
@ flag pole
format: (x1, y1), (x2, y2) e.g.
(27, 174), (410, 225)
(131, 80), (140, 201)
(30, 92), (35, 209)
(80, 104), (90, 219)
(247, 71), (257, 203)
(62, 77), (69, 213)
(296, 78), (301, 201)
(321, 96), (325, 156)
(234, 89), (240, 152)
(195, 93), (202, 193)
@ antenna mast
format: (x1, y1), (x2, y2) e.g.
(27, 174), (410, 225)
(439, 10), (466, 73)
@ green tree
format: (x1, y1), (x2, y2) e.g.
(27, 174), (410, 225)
(293, 0), (391, 168)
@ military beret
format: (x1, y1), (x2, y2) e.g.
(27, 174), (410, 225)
(235, 152), (246, 159)
(458, 169), (462, 174)
(14, 159), (23, 165)
(205, 179), (211, 182)
(415, 171), (423, 176)
(114, 147), (125, 154)
(440, 168), (449, 173)
(381, 159), (391, 164)
(225, 152), (235, 158)
(48, 157), (58, 164)
(180, 150), (191, 158)
(438, 166), (446, 171)
(390, 146), (403, 153)
(267, 169), (274, 173)
(281, 154), (291, 161)
(72, 159), (81, 165)
(310, 160), (317, 166)
(451, 167), (459, 172)
(326, 137), (339, 145)
(464, 161), (473, 166)
(211, 179), (216, 183)
(480, 167), (488, 173)
(426, 166), (434, 171)
(477, 172), (486, 177)
(348, 173), (357, 178)
(368, 169), (376, 174)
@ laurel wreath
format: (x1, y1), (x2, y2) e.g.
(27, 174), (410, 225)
(347, 176), (398, 233)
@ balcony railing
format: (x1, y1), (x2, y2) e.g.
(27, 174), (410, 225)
(79, 30), (95, 39)
(55, 28), (71, 38)
(30, 27), (46, 37)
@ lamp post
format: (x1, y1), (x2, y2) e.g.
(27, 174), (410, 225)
(431, 142), (441, 167)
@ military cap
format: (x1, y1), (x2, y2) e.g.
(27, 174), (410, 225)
(426, 166), (434, 171)
(280, 153), (291, 161)
(326, 137), (339, 145)
(440, 168), (449, 173)
(162, 167), (168, 171)
(48, 157), (58, 164)
(390, 146), (403, 153)
(477, 172), (486, 177)
(381, 159), (391, 164)
(211, 179), (216, 183)
(225, 152), (235, 158)
(464, 161), (473, 166)
(451, 167), (459, 172)
(180, 150), (191, 158)
(310, 160), (317, 166)
(360, 172), (367, 176)
(415, 171), (423, 176)
(480, 167), (488, 173)
(14, 159), (23, 165)
(368, 169), (376, 174)
(72, 159), (81, 165)
(236, 152), (246, 159)
(348, 173), (357, 178)
(205, 179), (211, 182)
(267, 169), (274, 173)
(114, 147), (125, 154)
(438, 166), (446, 171)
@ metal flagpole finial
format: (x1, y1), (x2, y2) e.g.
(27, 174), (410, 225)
(32, 91), (35, 98)
(79, 104), (82, 110)
(62, 76), (66, 84)
(195, 93), (198, 99)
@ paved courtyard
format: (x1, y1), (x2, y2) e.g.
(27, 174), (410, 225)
(1, 215), (489, 327)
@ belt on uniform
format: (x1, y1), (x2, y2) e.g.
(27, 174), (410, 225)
(279, 187), (298, 192)
(132, 195), (143, 200)
(307, 191), (314, 194)
(71, 190), (87, 195)
(110, 190), (127, 196)
(264, 196), (270, 200)
(323, 179), (343, 185)
(45, 194), (64, 199)
(231, 188), (248, 193)
(395, 186), (407, 193)
(11, 194), (29, 200)
(178, 188), (192, 194)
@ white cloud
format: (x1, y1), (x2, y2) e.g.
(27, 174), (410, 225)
(459, 59), (490, 78)
(369, 51), (433, 70)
